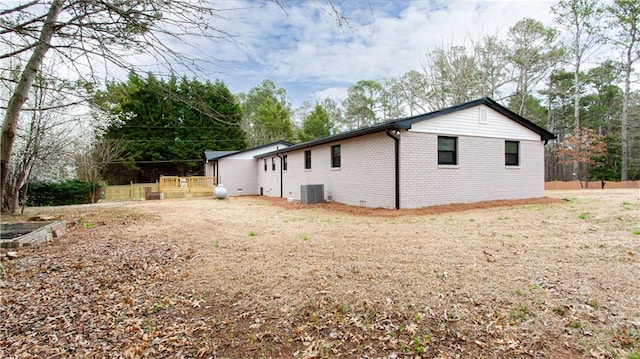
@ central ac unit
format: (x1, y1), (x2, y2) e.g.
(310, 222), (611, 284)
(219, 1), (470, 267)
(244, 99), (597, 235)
(300, 184), (324, 204)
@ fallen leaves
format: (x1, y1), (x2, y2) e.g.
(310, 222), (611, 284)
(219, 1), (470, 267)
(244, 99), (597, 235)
(2, 191), (639, 358)
(0, 215), (218, 358)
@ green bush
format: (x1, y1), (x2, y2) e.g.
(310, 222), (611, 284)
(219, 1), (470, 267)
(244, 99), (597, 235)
(21, 180), (101, 207)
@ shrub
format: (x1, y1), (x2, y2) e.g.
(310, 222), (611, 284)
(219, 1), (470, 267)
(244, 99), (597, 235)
(21, 180), (101, 207)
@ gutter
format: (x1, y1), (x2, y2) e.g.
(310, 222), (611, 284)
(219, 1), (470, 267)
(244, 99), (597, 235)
(385, 128), (401, 210)
(215, 161), (220, 185)
(276, 152), (283, 198)
(256, 122), (400, 159)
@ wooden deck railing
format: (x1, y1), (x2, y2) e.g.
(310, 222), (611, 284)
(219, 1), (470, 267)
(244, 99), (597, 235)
(104, 176), (217, 201)
(159, 176), (217, 192)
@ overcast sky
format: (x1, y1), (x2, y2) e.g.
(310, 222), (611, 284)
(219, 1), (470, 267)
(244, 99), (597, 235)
(182, 0), (559, 108)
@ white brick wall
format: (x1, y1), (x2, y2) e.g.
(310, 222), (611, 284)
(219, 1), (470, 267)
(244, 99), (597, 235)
(250, 105), (548, 209)
(255, 129), (545, 209)
(257, 156), (283, 196)
(259, 132), (397, 208)
(214, 143), (290, 196)
(399, 131), (544, 208)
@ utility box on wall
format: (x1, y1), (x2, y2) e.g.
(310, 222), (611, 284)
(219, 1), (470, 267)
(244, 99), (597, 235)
(300, 184), (324, 204)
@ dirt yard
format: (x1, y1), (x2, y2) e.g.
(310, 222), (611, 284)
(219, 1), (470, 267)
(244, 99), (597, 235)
(1, 189), (639, 358)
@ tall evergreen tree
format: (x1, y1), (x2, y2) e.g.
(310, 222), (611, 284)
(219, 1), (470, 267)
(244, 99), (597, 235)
(253, 97), (294, 143)
(97, 73), (246, 184)
(239, 79), (293, 146)
(298, 104), (333, 142)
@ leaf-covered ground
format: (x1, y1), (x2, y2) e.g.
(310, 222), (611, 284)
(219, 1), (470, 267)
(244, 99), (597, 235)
(1, 189), (639, 358)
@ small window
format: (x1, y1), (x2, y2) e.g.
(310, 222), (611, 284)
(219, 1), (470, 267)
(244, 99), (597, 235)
(283, 155), (288, 171)
(263, 158), (267, 171)
(505, 141), (519, 166)
(271, 157), (276, 171)
(304, 150), (311, 169)
(331, 145), (341, 168)
(438, 136), (457, 165)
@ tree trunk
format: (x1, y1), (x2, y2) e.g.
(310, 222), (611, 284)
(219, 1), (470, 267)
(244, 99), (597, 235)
(621, 48), (632, 181)
(0, 0), (63, 212)
(572, 35), (581, 182)
(20, 180), (30, 214)
(584, 163), (589, 189)
(574, 56), (581, 135)
(572, 16), (582, 136)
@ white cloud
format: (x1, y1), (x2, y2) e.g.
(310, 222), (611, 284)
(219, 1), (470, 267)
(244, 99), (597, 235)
(313, 86), (348, 102)
(202, 0), (559, 106)
(10, 0), (560, 107)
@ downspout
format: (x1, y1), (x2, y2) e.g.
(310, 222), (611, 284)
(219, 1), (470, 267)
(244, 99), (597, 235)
(276, 148), (283, 198)
(385, 128), (400, 210)
(215, 161), (220, 186)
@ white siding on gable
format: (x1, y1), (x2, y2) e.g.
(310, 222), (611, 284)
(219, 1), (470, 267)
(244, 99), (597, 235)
(409, 105), (541, 141)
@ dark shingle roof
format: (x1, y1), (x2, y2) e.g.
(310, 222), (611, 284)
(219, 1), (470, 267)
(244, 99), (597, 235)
(204, 150), (238, 161)
(256, 97), (555, 158)
(204, 140), (293, 161)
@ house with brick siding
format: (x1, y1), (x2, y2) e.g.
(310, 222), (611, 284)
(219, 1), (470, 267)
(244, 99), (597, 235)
(204, 141), (292, 196)
(208, 98), (555, 208)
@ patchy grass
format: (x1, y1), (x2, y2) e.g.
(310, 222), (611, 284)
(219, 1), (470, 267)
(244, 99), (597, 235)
(579, 212), (592, 220)
(1, 189), (639, 358)
(586, 298), (600, 309)
(622, 201), (640, 211)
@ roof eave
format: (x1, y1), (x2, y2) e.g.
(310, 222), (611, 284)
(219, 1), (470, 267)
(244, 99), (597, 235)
(480, 97), (556, 141)
(213, 140), (294, 160)
(254, 97), (557, 158)
(255, 123), (399, 158)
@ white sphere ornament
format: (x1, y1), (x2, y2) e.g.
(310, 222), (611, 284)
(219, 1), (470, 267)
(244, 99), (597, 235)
(214, 184), (228, 199)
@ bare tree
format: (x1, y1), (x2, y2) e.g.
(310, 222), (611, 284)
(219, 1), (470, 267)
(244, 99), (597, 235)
(380, 77), (405, 120)
(395, 70), (430, 116)
(74, 138), (122, 203)
(342, 79), (384, 129)
(604, 0), (640, 180)
(506, 18), (564, 117)
(3, 73), (76, 213)
(1, 0), (64, 212)
(420, 45), (480, 108)
(552, 0), (603, 135)
(0, 0), (349, 212)
(419, 34), (516, 110)
(470, 35), (512, 100)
